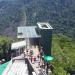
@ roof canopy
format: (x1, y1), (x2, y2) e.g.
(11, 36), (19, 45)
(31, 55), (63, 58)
(0, 61), (9, 74)
(11, 41), (26, 50)
(2, 60), (28, 75)
(44, 55), (53, 62)
(17, 26), (41, 38)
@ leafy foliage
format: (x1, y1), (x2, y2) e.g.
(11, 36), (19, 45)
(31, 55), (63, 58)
(0, 0), (75, 38)
(0, 36), (13, 61)
(51, 34), (75, 75)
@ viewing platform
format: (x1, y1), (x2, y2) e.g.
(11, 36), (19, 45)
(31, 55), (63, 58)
(2, 47), (51, 75)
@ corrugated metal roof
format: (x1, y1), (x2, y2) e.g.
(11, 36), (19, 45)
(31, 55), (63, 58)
(2, 60), (28, 75)
(17, 26), (41, 38)
(11, 40), (26, 50)
(0, 61), (9, 74)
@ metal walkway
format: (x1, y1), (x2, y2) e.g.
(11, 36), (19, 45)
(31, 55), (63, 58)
(2, 51), (51, 75)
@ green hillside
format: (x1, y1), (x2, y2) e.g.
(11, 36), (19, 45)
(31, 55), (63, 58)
(51, 34), (75, 75)
(0, 0), (75, 38)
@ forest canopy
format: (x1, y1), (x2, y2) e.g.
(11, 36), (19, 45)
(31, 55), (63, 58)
(51, 34), (75, 75)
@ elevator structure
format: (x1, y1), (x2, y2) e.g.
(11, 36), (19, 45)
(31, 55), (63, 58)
(37, 22), (53, 61)
(17, 22), (53, 62)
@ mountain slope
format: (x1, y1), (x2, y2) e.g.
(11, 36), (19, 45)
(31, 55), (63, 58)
(0, 0), (75, 38)
(51, 34), (75, 75)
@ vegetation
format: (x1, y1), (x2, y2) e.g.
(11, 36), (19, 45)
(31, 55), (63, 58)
(0, 0), (75, 38)
(0, 0), (75, 74)
(51, 34), (75, 75)
(0, 36), (13, 61)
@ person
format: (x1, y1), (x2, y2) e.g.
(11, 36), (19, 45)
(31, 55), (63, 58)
(0, 60), (2, 65)
(2, 59), (5, 63)
(30, 50), (33, 56)
(49, 64), (54, 72)
(30, 50), (33, 62)
(40, 49), (45, 67)
(40, 48), (44, 56)
(26, 49), (28, 55)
